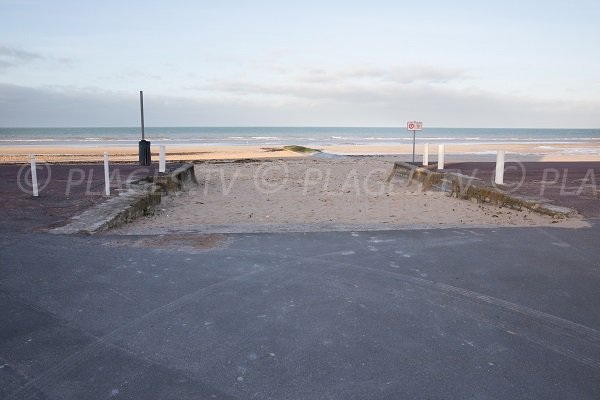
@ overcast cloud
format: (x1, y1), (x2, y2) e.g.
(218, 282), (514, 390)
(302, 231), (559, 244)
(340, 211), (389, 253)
(1, 0), (599, 127)
(0, 45), (43, 69)
(2, 80), (598, 128)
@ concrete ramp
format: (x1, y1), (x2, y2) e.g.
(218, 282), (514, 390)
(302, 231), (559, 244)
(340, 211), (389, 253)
(388, 161), (577, 218)
(51, 164), (197, 235)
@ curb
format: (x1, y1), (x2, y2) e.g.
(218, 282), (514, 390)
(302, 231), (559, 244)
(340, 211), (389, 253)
(50, 164), (197, 235)
(387, 161), (577, 218)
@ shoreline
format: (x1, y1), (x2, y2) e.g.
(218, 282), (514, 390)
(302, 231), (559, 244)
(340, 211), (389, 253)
(0, 142), (598, 163)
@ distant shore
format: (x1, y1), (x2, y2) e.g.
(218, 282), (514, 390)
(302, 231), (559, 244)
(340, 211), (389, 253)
(0, 142), (598, 163)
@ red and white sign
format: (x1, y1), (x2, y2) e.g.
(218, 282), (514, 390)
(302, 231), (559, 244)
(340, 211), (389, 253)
(407, 121), (423, 131)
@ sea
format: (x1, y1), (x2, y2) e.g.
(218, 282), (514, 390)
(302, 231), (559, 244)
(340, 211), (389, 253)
(1, 127), (599, 150)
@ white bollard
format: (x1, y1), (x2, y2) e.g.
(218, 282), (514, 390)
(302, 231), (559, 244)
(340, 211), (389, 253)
(159, 145), (166, 173)
(103, 151), (110, 196)
(422, 143), (429, 166)
(495, 150), (505, 185)
(438, 144), (445, 170)
(30, 155), (39, 197)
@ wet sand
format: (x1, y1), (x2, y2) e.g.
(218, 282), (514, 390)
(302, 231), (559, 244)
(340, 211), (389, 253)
(1, 141), (599, 163)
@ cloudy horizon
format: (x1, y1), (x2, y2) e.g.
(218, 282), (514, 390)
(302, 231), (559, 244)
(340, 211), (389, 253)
(1, 0), (599, 128)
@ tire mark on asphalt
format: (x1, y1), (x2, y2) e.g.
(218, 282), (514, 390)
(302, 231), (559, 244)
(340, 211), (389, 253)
(218, 246), (600, 347)
(227, 247), (600, 370)
(293, 252), (600, 344)
(9, 238), (600, 398)
(442, 301), (600, 370)
(6, 263), (275, 400)
(299, 254), (600, 369)
(256, 247), (600, 370)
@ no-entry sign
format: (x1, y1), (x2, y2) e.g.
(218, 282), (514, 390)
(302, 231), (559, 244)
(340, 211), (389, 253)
(407, 121), (423, 131)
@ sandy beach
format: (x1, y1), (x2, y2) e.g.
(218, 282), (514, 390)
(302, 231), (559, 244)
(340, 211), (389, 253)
(113, 158), (587, 234)
(0, 141), (599, 163)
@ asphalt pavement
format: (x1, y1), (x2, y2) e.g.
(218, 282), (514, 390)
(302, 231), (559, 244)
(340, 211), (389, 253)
(1, 223), (600, 399)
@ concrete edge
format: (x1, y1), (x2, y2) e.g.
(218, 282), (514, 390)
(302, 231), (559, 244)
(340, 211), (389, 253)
(50, 163), (197, 235)
(388, 161), (577, 218)
(112, 222), (563, 235)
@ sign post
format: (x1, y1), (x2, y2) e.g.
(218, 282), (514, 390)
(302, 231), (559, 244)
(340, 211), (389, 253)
(406, 121), (423, 164)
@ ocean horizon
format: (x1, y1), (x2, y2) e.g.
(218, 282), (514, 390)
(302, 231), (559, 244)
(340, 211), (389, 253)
(1, 127), (599, 148)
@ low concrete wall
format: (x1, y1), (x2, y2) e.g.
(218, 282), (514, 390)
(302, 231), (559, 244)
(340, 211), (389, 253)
(142, 163), (199, 193)
(388, 161), (576, 218)
(51, 163), (197, 235)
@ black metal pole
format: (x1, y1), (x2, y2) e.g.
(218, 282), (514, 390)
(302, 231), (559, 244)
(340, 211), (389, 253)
(140, 91), (145, 141)
(138, 91), (151, 165)
(412, 130), (416, 163)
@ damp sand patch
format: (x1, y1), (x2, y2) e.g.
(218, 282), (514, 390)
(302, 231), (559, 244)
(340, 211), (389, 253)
(102, 233), (229, 252)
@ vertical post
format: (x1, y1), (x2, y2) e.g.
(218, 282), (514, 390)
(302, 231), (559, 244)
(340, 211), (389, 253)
(423, 143), (429, 166)
(140, 91), (145, 141)
(412, 130), (416, 163)
(138, 90), (151, 166)
(438, 144), (445, 170)
(495, 150), (505, 185)
(30, 155), (39, 197)
(159, 145), (166, 173)
(103, 151), (110, 196)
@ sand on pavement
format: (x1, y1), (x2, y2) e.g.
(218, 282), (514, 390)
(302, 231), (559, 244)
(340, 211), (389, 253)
(114, 157), (587, 234)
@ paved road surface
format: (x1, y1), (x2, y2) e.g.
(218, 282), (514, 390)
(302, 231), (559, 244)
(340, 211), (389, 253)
(1, 223), (600, 399)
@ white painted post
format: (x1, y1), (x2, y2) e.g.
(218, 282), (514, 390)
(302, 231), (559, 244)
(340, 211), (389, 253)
(495, 150), (505, 185)
(422, 143), (429, 166)
(438, 144), (445, 170)
(30, 155), (39, 197)
(103, 151), (110, 196)
(159, 145), (166, 173)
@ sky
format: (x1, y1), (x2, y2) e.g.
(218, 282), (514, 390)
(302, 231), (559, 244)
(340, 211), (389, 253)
(0, 0), (599, 128)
